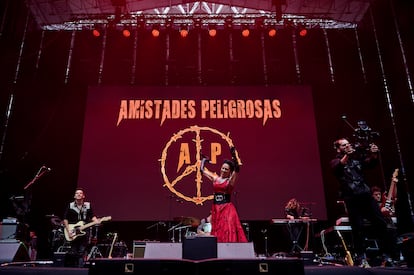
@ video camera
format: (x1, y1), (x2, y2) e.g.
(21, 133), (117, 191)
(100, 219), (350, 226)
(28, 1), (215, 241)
(353, 120), (380, 150)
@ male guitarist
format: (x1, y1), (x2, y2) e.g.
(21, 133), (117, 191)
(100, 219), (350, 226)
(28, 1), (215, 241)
(371, 184), (400, 263)
(63, 188), (99, 267)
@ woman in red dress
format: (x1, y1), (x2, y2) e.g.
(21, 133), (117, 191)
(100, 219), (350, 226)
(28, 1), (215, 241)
(200, 147), (247, 243)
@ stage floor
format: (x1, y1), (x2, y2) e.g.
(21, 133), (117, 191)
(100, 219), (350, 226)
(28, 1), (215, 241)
(0, 259), (414, 275)
(0, 265), (414, 275)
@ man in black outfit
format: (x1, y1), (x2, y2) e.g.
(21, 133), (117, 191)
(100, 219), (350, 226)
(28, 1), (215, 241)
(330, 138), (394, 267)
(63, 188), (99, 267)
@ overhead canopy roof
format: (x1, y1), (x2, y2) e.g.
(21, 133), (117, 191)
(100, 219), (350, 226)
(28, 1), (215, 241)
(26, 0), (373, 30)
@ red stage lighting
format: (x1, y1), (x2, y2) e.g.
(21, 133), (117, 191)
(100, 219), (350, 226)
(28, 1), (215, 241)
(208, 24), (217, 37)
(209, 28), (217, 37)
(152, 28), (160, 37)
(180, 25), (189, 38)
(299, 28), (307, 36)
(92, 29), (101, 37)
(268, 28), (277, 37)
(122, 28), (131, 37)
(241, 27), (250, 37)
(180, 29), (188, 38)
(298, 25), (308, 37)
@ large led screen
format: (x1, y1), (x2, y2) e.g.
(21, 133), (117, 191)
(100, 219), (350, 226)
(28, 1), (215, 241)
(78, 86), (326, 221)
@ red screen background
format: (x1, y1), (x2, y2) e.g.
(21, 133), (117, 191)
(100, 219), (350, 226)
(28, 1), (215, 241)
(77, 86), (326, 221)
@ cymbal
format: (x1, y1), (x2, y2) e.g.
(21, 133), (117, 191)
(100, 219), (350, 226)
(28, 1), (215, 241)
(45, 214), (59, 218)
(50, 217), (62, 226)
(173, 216), (200, 227)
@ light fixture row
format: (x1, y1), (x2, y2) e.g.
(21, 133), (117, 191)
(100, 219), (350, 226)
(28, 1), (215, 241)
(91, 24), (308, 38)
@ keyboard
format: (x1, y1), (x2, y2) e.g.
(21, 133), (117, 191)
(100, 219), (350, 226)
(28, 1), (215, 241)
(271, 218), (317, 224)
(336, 216), (397, 226)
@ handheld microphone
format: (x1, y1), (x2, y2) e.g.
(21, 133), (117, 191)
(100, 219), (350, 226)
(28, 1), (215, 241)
(201, 154), (210, 163)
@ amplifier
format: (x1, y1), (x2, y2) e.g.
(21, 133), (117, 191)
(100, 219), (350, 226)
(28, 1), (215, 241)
(132, 240), (160, 258)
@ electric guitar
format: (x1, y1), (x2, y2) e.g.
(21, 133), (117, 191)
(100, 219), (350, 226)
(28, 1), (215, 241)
(64, 216), (111, 241)
(336, 230), (354, 266)
(108, 232), (118, 259)
(383, 169), (398, 214)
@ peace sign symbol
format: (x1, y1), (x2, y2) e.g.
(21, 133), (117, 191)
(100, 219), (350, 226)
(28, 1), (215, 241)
(160, 125), (240, 205)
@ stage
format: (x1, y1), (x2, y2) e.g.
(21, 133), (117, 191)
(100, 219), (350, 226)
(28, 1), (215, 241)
(2, 236), (414, 275)
(0, 258), (414, 275)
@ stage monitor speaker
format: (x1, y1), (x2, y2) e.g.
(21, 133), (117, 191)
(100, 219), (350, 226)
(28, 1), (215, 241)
(53, 251), (81, 267)
(183, 237), (217, 260)
(217, 242), (255, 259)
(0, 241), (30, 264)
(144, 242), (181, 259)
(133, 241), (147, 258)
(0, 223), (17, 240)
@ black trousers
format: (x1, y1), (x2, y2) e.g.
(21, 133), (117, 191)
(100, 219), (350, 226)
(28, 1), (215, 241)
(345, 193), (394, 258)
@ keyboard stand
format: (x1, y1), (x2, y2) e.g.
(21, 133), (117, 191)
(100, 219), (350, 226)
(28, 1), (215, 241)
(287, 222), (304, 253)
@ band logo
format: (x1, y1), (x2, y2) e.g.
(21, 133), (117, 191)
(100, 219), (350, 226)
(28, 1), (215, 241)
(117, 98), (281, 126)
(160, 125), (241, 205)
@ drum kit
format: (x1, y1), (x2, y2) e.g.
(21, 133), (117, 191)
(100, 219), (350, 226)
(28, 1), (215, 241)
(169, 216), (200, 242)
(46, 214), (66, 252)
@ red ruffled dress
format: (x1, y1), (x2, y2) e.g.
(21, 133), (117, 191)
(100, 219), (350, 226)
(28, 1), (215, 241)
(210, 177), (248, 242)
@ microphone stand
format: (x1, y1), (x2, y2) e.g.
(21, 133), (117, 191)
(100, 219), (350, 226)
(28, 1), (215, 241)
(146, 222), (161, 230)
(24, 167), (49, 190)
(146, 222), (165, 241)
(175, 225), (191, 243)
(261, 229), (268, 257)
(168, 223), (182, 243)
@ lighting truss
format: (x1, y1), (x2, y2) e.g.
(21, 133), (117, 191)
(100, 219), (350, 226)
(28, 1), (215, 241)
(41, 2), (357, 31)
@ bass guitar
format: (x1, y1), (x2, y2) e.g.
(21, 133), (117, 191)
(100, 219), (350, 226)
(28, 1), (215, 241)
(383, 169), (398, 214)
(65, 216), (111, 241)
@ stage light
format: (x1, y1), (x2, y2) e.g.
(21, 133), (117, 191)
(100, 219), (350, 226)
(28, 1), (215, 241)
(241, 26), (250, 37)
(208, 24), (217, 37)
(268, 28), (277, 37)
(92, 24), (104, 37)
(299, 28), (307, 36)
(180, 25), (188, 38)
(122, 28), (131, 37)
(92, 29), (101, 37)
(152, 26), (160, 37)
(298, 24), (307, 37)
